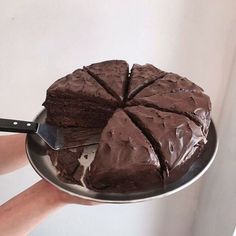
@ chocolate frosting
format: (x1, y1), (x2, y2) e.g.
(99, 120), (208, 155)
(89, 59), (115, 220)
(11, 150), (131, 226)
(85, 60), (129, 101)
(128, 64), (167, 99)
(45, 69), (117, 103)
(125, 106), (206, 171)
(129, 91), (211, 135)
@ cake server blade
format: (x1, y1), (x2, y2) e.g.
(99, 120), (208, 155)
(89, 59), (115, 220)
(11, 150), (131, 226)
(0, 118), (101, 150)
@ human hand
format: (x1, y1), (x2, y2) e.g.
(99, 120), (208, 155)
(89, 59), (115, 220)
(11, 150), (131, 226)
(0, 179), (99, 236)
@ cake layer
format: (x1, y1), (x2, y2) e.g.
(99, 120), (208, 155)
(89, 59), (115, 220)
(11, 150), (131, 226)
(127, 64), (167, 100)
(85, 109), (163, 193)
(43, 68), (120, 128)
(129, 91), (211, 136)
(45, 94), (118, 108)
(45, 99), (115, 114)
(125, 106), (206, 174)
(46, 110), (112, 127)
(45, 100), (115, 118)
(84, 60), (129, 101)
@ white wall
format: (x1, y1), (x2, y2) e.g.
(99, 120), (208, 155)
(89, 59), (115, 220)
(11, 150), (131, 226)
(0, 1), (235, 235)
(192, 48), (236, 236)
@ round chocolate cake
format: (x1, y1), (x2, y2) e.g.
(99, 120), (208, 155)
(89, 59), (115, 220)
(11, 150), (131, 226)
(43, 60), (211, 193)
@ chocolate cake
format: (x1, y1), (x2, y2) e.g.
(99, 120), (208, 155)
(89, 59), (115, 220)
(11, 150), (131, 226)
(43, 68), (119, 127)
(43, 60), (211, 193)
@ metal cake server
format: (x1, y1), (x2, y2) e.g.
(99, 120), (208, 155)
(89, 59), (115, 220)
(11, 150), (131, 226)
(0, 118), (100, 150)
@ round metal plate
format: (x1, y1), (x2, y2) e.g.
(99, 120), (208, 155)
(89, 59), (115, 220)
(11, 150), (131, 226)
(26, 110), (218, 203)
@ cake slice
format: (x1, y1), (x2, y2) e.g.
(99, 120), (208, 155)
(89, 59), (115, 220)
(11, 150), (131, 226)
(84, 60), (129, 102)
(125, 106), (206, 177)
(132, 72), (203, 100)
(129, 91), (211, 136)
(85, 109), (163, 193)
(127, 64), (167, 100)
(43, 69), (119, 127)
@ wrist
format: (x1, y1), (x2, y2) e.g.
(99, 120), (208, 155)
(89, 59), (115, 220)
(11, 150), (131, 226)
(39, 180), (68, 206)
(39, 180), (99, 206)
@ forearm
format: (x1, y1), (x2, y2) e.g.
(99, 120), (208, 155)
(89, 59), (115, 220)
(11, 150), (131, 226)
(0, 134), (28, 174)
(0, 180), (66, 236)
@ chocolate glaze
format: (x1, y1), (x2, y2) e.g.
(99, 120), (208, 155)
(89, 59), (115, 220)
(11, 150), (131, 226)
(129, 91), (211, 136)
(45, 69), (117, 102)
(84, 60), (129, 101)
(85, 109), (163, 192)
(128, 64), (167, 100)
(125, 106), (206, 173)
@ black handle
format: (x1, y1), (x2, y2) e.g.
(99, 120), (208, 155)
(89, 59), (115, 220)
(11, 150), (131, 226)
(0, 118), (38, 134)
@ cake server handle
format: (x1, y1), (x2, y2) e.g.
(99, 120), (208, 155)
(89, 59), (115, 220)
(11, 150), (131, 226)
(0, 118), (38, 134)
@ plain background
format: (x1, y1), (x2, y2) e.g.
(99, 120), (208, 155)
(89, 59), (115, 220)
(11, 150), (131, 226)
(0, 1), (236, 235)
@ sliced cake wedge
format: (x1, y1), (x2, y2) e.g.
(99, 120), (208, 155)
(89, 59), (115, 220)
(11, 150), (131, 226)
(43, 69), (118, 128)
(85, 109), (163, 193)
(84, 60), (129, 102)
(125, 106), (206, 181)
